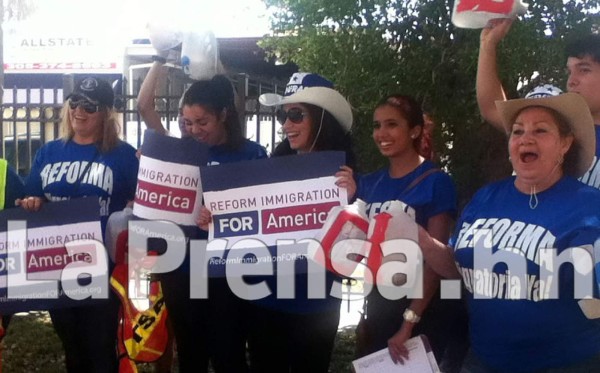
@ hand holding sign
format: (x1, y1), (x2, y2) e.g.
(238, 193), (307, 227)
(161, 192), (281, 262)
(15, 196), (44, 212)
(480, 18), (514, 47)
(197, 206), (212, 231)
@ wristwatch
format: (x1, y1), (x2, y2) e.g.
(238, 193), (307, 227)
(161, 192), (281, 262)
(403, 308), (421, 323)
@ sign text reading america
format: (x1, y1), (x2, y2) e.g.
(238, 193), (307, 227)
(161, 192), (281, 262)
(202, 152), (347, 248)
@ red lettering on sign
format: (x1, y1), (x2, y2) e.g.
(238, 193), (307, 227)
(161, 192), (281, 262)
(262, 202), (339, 234)
(27, 246), (95, 273)
(456, 0), (514, 13)
(134, 180), (196, 213)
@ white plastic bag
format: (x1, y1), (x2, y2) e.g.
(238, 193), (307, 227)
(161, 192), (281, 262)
(147, 21), (184, 52)
(180, 29), (219, 81)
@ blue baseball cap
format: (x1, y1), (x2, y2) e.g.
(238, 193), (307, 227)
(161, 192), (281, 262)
(67, 77), (114, 108)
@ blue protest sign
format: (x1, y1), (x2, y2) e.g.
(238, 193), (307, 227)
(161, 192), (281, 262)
(0, 197), (108, 313)
(134, 129), (209, 227)
(201, 151), (347, 276)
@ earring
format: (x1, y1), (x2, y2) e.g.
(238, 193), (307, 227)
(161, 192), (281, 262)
(411, 134), (416, 139)
(557, 155), (564, 165)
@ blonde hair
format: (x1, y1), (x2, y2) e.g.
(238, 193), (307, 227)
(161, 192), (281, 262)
(59, 105), (121, 153)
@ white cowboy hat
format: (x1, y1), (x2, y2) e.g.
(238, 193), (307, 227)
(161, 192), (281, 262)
(259, 73), (353, 132)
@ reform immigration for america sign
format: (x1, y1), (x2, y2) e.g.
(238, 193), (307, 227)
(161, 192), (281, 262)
(201, 152), (347, 275)
(133, 130), (209, 227)
(0, 197), (107, 313)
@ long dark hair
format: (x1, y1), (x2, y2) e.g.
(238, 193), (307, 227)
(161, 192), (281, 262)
(273, 103), (356, 168)
(182, 74), (244, 150)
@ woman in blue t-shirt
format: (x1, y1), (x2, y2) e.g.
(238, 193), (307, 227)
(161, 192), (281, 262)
(243, 72), (355, 372)
(161, 74), (267, 373)
(351, 94), (467, 372)
(419, 93), (600, 372)
(17, 77), (139, 373)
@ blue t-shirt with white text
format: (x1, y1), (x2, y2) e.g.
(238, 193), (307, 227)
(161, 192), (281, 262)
(25, 139), (139, 234)
(451, 176), (600, 372)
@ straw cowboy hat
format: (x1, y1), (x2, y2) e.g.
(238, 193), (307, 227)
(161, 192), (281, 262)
(496, 92), (595, 177)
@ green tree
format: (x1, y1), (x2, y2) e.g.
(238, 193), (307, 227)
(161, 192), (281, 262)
(260, 0), (600, 207)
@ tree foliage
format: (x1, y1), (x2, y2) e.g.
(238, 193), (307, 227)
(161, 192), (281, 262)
(260, 0), (600, 207)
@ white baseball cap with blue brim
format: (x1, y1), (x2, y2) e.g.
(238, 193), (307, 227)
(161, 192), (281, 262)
(524, 84), (563, 99)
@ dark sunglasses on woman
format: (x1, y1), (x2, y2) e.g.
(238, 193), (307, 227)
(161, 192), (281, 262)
(276, 107), (306, 125)
(68, 98), (101, 114)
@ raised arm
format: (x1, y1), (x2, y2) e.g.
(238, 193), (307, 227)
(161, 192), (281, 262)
(476, 18), (514, 131)
(137, 61), (169, 135)
(417, 224), (461, 279)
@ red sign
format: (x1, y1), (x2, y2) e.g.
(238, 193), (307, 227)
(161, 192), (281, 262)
(26, 246), (96, 273)
(456, 0), (514, 13)
(261, 202), (339, 234)
(4, 62), (118, 71)
(135, 180), (196, 214)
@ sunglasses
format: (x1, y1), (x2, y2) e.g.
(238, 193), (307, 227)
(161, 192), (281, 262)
(68, 99), (101, 114)
(276, 108), (306, 124)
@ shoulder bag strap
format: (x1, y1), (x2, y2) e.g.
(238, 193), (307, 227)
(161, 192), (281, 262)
(401, 167), (441, 196)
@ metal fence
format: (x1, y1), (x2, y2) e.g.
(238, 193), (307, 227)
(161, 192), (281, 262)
(1, 73), (286, 176)
(0, 73), (364, 316)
